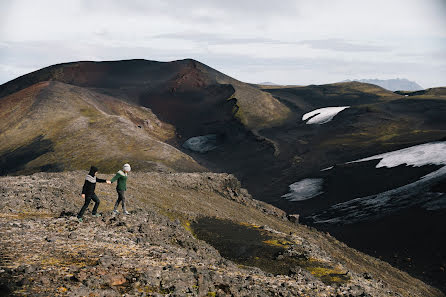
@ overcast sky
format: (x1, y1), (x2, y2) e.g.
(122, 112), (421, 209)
(1, 0), (445, 87)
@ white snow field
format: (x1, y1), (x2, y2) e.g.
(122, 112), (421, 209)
(309, 142), (446, 224)
(302, 106), (350, 124)
(350, 141), (446, 168)
(183, 134), (218, 153)
(309, 166), (446, 224)
(281, 178), (324, 201)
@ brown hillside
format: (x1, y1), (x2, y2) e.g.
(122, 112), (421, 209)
(0, 81), (203, 175)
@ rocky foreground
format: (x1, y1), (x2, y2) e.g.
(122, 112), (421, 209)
(0, 172), (443, 296)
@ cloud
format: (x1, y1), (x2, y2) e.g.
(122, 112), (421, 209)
(0, 0), (445, 87)
(1, 39), (443, 89)
(81, 0), (299, 19)
(297, 39), (388, 52)
(153, 32), (280, 45)
(154, 34), (388, 53)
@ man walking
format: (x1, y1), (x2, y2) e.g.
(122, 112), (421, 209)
(77, 166), (110, 221)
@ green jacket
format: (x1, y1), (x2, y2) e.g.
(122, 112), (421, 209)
(110, 170), (128, 191)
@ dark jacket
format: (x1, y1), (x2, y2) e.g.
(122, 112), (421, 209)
(81, 166), (106, 197)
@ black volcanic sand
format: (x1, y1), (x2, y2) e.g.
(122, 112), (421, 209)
(317, 207), (446, 293)
(283, 162), (446, 293)
(257, 96), (446, 202)
(282, 161), (442, 216)
(185, 93), (446, 293)
(191, 217), (350, 285)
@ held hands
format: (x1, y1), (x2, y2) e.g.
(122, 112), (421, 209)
(106, 180), (111, 184)
(81, 194), (85, 199)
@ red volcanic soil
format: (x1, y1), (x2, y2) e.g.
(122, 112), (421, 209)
(168, 61), (208, 92)
(0, 81), (49, 125)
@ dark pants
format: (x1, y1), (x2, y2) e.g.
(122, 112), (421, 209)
(77, 193), (100, 218)
(114, 190), (127, 212)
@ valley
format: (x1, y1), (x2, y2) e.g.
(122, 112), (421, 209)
(1, 59), (446, 295)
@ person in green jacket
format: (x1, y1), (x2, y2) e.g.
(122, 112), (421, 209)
(111, 163), (131, 215)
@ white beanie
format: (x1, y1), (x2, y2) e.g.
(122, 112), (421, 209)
(123, 163), (131, 172)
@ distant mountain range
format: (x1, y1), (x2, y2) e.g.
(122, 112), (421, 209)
(258, 81), (279, 86)
(258, 79), (423, 92)
(343, 78), (423, 91)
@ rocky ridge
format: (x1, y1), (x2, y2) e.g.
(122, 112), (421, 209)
(0, 172), (442, 296)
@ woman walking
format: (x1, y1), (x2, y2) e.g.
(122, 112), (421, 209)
(111, 163), (131, 215)
(77, 166), (110, 221)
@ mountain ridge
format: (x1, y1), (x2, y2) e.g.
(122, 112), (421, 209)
(0, 59), (291, 131)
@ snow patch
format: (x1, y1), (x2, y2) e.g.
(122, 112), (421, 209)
(183, 135), (218, 153)
(302, 106), (350, 125)
(321, 166), (334, 172)
(422, 195), (446, 211)
(350, 141), (446, 168)
(282, 178), (324, 201)
(308, 142), (446, 224)
(309, 166), (446, 224)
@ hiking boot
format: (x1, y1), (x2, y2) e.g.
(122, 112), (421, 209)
(78, 217), (83, 222)
(93, 214), (101, 217)
(124, 211), (130, 215)
(113, 210), (119, 215)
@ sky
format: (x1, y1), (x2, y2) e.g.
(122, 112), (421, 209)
(1, 0), (446, 88)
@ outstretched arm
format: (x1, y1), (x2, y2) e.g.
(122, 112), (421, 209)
(97, 176), (112, 184)
(110, 173), (120, 183)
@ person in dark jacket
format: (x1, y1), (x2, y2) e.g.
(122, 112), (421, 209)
(77, 166), (111, 221)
